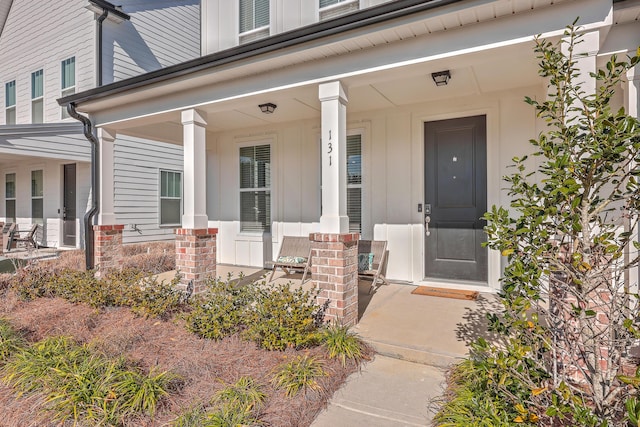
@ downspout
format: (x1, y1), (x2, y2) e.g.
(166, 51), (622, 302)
(66, 103), (99, 270)
(96, 9), (108, 86)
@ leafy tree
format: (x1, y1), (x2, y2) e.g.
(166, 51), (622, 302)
(480, 22), (640, 425)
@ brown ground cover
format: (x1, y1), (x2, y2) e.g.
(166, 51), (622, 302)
(0, 244), (365, 426)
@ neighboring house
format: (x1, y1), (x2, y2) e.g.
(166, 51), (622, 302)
(60, 0), (640, 324)
(0, 0), (199, 249)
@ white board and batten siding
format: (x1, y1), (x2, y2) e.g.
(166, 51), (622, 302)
(113, 135), (183, 244)
(103, 0), (201, 84)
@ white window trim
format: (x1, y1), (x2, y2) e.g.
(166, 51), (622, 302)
(319, 0), (359, 20)
(30, 168), (44, 224)
(5, 79), (16, 125)
(4, 171), (16, 222)
(237, 138), (273, 236)
(31, 68), (44, 124)
(159, 169), (183, 227)
(61, 57), (76, 119)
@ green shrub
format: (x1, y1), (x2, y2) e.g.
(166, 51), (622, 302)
(2, 335), (177, 425)
(0, 318), (25, 362)
(243, 284), (322, 351)
(321, 323), (364, 367)
(184, 279), (255, 340)
(271, 355), (325, 397)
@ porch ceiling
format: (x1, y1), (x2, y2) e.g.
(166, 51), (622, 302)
(114, 41), (540, 144)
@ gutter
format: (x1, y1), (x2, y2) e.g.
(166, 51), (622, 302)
(58, 0), (465, 107)
(66, 104), (98, 270)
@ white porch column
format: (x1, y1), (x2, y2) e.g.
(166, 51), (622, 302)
(181, 109), (208, 229)
(319, 81), (349, 233)
(97, 127), (117, 225)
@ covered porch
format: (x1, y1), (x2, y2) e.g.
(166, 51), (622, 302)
(60, 0), (640, 325)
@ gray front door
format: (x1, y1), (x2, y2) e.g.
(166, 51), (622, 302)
(63, 163), (76, 246)
(424, 115), (487, 283)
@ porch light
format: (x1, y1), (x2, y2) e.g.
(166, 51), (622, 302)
(259, 103), (277, 114)
(431, 70), (451, 86)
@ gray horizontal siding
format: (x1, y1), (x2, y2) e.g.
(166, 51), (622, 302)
(104, 0), (200, 84)
(0, 126), (90, 161)
(113, 135), (183, 244)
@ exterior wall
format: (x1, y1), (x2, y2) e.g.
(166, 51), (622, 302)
(113, 135), (184, 243)
(201, 0), (395, 55)
(206, 85), (544, 288)
(0, 159), (91, 248)
(0, 0), (95, 125)
(103, 0), (201, 84)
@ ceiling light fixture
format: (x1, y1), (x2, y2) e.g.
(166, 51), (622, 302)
(259, 103), (277, 114)
(431, 70), (451, 86)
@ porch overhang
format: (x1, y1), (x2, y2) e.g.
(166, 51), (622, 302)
(57, 0), (623, 142)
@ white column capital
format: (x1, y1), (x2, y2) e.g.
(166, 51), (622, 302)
(97, 127), (116, 142)
(319, 81), (348, 104)
(181, 109), (208, 127)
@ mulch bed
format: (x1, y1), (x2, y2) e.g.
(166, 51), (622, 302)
(0, 290), (365, 426)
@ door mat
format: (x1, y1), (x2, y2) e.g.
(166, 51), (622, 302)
(411, 286), (479, 300)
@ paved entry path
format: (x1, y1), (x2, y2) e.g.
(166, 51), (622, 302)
(312, 355), (444, 426)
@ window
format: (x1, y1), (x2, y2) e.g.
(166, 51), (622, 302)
(319, 0), (358, 20)
(240, 144), (271, 232)
(5, 80), (15, 125)
(160, 170), (182, 226)
(31, 69), (44, 123)
(61, 57), (75, 119)
(347, 134), (362, 233)
(5, 173), (15, 222)
(31, 170), (43, 224)
(239, 0), (269, 43)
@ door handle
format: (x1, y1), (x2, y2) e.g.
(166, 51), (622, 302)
(425, 216), (431, 236)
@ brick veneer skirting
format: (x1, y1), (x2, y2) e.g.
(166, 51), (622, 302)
(175, 228), (217, 294)
(310, 232), (359, 326)
(93, 224), (124, 276)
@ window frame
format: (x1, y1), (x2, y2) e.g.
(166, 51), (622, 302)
(239, 142), (272, 234)
(31, 169), (44, 225)
(61, 57), (75, 119)
(319, 0), (359, 20)
(239, 0), (270, 43)
(31, 69), (44, 124)
(5, 172), (16, 222)
(5, 80), (16, 125)
(346, 133), (362, 234)
(159, 169), (183, 227)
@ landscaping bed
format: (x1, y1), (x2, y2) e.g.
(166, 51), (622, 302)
(0, 244), (368, 426)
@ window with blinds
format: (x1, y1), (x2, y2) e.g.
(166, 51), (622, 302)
(160, 170), (182, 226)
(31, 170), (43, 225)
(61, 57), (75, 119)
(5, 80), (15, 125)
(5, 173), (15, 222)
(319, 0), (359, 20)
(240, 144), (271, 232)
(31, 69), (44, 124)
(239, 0), (269, 43)
(346, 134), (362, 233)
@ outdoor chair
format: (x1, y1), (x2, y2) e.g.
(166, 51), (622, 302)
(7, 224), (39, 252)
(269, 236), (312, 283)
(358, 239), (389, 294)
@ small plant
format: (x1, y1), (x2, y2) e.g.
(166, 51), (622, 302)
(2, 335), (177, 425)
(0, 318), (25, 362)
(184, 278), (255, 340)
(321, 323), (364, 367)
(213, 376), (266, 412)
(271, 355), (325, 397)
(243, 283), (321, 351)
(172, 404), (208, 427)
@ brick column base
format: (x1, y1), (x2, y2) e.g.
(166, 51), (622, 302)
(175, 228), (217, 294)
(310, 232), (359, 326)
(93, 224), (124, 277)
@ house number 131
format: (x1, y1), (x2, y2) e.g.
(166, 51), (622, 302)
(327, 130), (333, 166)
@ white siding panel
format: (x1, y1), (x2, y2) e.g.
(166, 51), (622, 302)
(0, 0), (95, 125)
(103, 0), (201, 83)
(0, 128), (91, 161)
(113, 135), (183, 243)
